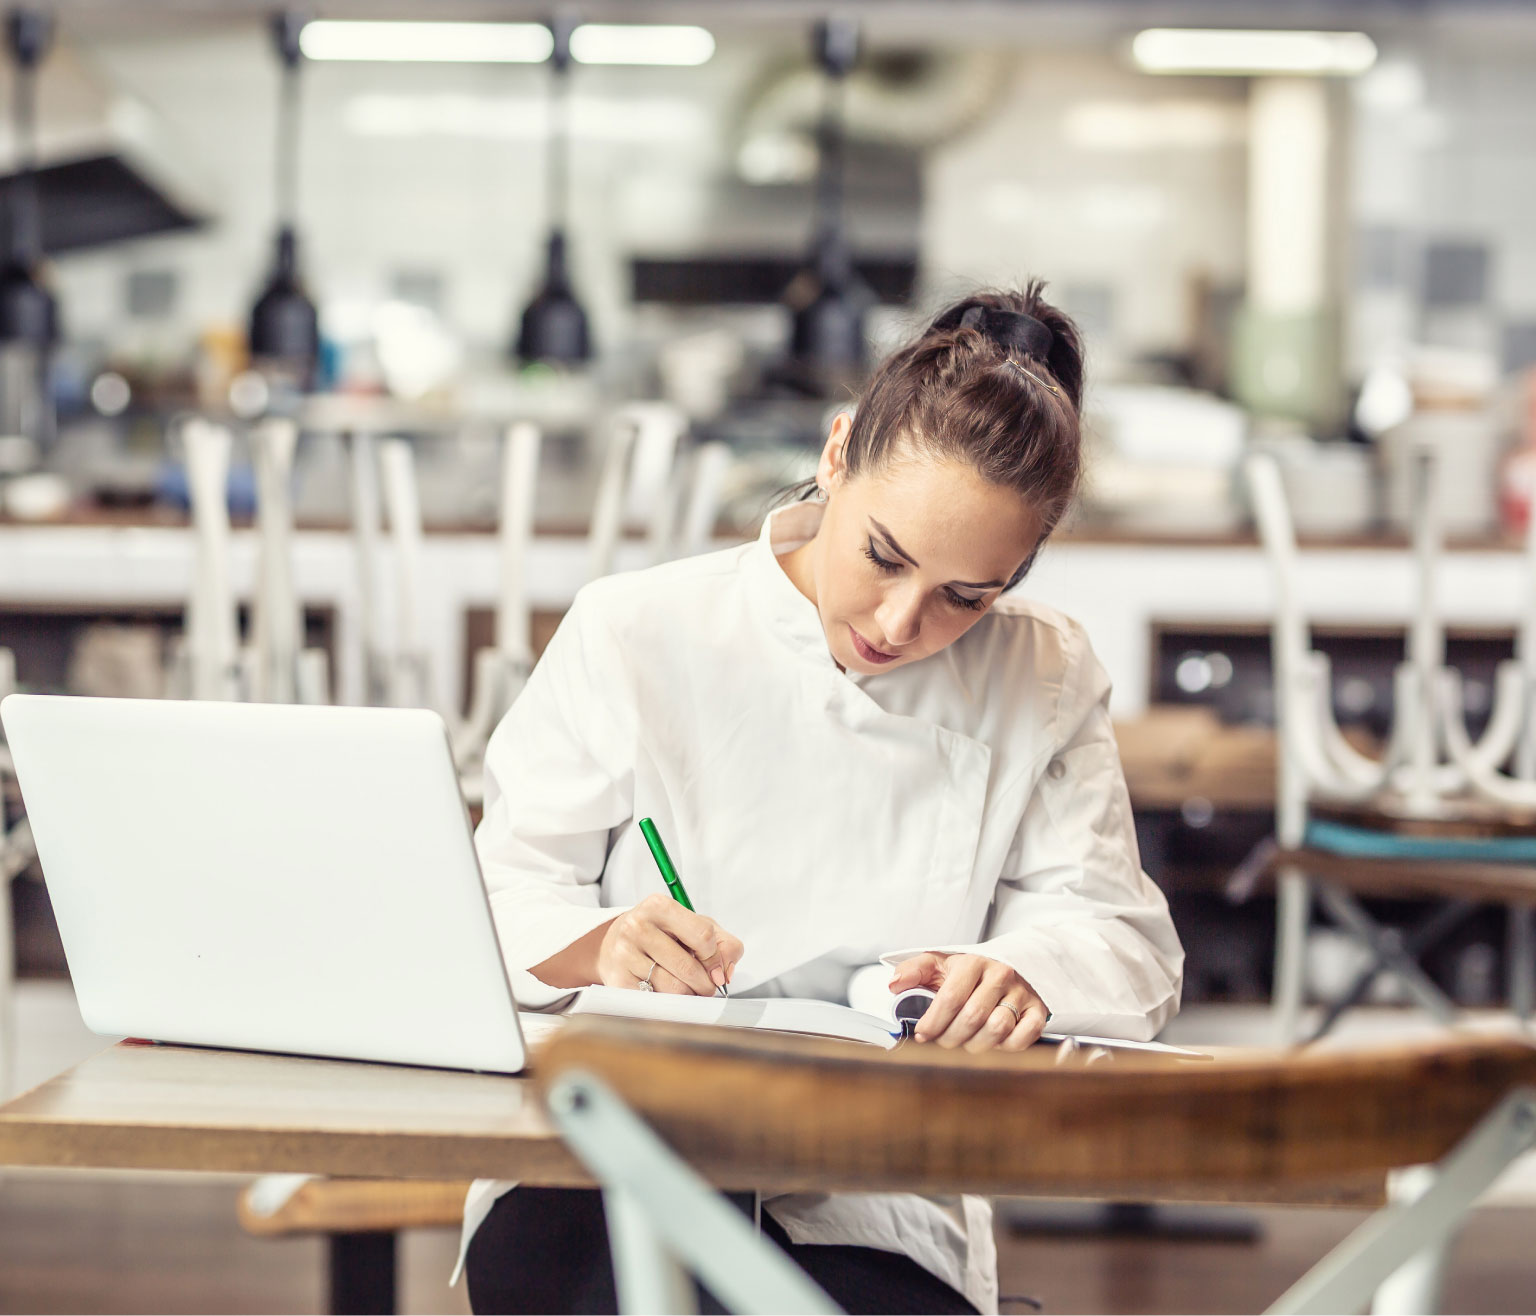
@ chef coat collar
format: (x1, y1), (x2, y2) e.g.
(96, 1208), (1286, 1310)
(747, 498), (851, 673)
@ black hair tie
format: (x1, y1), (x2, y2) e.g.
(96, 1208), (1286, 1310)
(938, 302), (1054, 361)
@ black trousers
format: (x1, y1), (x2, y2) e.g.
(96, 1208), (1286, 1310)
(466, 1186), (978, 1315)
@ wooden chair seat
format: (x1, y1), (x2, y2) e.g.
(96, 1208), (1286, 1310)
(1267, 846), (1536, 907)
(237, 1176), (470, 1237)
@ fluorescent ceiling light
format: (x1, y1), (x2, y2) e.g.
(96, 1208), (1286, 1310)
(1132, 29), (1378, 76)
(300, 21), (553, 63)
(570, 24), (715, 66)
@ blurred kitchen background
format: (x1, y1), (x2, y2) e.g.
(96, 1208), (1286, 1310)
(7, 3), (1536, 1312)
(7, 0), (1536, 1019)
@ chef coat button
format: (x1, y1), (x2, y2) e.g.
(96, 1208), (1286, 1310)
(1047, 758), (1066, 780)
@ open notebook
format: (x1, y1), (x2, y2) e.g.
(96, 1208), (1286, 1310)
(564, 983), (1208, 1058)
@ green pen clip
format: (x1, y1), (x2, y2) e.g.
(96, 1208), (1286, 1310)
(638, 816), (693, 910)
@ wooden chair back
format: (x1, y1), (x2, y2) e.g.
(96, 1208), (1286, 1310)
(535, 1020), (1536, 1206)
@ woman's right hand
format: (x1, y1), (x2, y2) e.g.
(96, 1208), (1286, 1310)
(597, 893), (744, 995)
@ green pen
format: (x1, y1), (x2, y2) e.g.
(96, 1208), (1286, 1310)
(637, 817), (727, 996)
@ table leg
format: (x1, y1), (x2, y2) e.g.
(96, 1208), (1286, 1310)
(328, 1232), (397, 1316)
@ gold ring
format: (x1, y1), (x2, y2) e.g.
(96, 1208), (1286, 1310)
(998, 1001), (1021, 1022)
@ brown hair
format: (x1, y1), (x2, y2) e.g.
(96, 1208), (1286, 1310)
(816, 281), (1085, 589)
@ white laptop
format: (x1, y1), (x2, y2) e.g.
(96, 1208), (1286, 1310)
(0, 694), (528, 1074)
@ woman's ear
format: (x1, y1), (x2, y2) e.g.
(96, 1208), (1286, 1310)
(818, 412), (853, 493)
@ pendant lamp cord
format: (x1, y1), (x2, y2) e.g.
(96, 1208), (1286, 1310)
(547, 14), (575, 239)
(6, 7), (50, 268)
(814, 56), (846, 254)
(810, 19), (857, 275)
(277, 59), (299, 234)
(271, 12), (305, 251)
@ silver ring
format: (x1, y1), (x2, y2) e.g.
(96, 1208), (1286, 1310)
(638, 963), (657, 992)
(998, 1001), (1020, 1023)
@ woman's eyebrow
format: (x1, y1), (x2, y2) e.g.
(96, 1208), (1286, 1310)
(869, 518), (919, 566)
(868, 518), (1005, 590)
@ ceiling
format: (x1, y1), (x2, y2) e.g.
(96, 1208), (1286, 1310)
(31, 0), (1536, 44)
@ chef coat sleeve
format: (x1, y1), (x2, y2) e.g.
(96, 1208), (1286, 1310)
(883, 623), (1184, 1040)
(475, 585), (637, 1010)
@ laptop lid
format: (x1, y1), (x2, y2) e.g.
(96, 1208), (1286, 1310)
(1, 694), (526, 1074)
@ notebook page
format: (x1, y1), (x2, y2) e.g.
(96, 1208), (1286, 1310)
(568, 984), (898, 1049)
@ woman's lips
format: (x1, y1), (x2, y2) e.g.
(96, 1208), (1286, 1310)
(850, 626), (899, 664)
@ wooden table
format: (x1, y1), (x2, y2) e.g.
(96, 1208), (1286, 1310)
(0, 1039), (589, 1315)
(0, 1039), (586, 1185)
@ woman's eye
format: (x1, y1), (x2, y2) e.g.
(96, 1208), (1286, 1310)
(945, 590), (986, 612)
(863, 542), (901, 574)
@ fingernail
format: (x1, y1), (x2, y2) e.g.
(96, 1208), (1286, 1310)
(711, 966), (725, 987)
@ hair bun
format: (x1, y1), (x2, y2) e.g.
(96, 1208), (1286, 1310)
(933, 301), (1054, 361)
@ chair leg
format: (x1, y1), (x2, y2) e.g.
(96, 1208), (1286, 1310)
(605, 1187), (698, 1316)
(1306, 898), (1478, 1043)
(1313, 885), (1461, 1026)
(1273, 869), (1311, 1046)
(1266, 1087), (1536, 1315)
(1509, 907), (1535, 1019)
(546, 1072), (839, 1315)
(1306, 958), (1387, 1045)
(1369, 1167), (1449, 1316)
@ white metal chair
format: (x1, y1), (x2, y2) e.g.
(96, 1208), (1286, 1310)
(167, 418), (243, 702)
(375, 437), (436, 712)
(348, 432), (437, 713)
(585, 403), (691, 582)
(674, 441), (735, 561)
(167, 416), (328, 707)
(455, 423), (543, 780)
(540, 1022), (1536, 1316)
(1244, 448), (1536, 1044)
(349, 429), (391, 707)
(0, 644), (33, 1102)
(250, 417), (330, 706)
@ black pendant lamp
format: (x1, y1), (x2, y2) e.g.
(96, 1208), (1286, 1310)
(787, 18), (870, 377)
(514, 15), (591, 366)
(0, 8), (57, 355)
(248, 11), (319, 387)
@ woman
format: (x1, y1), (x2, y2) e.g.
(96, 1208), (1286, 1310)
(461, 285), (1183, 1315)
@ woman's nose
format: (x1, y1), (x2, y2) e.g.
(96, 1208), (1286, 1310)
(876, 586), (923, 648)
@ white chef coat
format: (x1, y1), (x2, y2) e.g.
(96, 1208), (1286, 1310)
(453, 497), (1184, 1313)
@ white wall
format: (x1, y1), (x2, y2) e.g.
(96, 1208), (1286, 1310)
(921, 51), (1249, 367)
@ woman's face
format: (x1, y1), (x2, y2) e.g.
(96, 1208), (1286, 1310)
(786, 416), (1044, 676)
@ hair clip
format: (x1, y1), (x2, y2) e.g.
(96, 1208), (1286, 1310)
(951, 303), (1055, 360)
(1004, 358), (1060, 396)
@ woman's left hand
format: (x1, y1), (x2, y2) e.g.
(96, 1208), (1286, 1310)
(887, 952), (1049, 1052)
